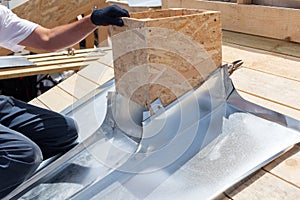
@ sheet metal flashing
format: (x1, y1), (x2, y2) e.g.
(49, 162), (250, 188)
(0, 56), (35, 69)
(5, 66), (300, 200)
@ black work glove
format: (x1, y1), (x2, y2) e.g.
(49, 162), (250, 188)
(91, 5), (130, 26)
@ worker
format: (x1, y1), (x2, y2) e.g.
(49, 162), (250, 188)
(0, 4), (129, 198)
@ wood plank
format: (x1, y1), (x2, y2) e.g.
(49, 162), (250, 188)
(97, 50), (114, 67)
(0, 48), (13, 56)
(163, 0), (300, 43)
(236, 90), (300, 121)
(215, 193), (232, 200)
(264, 145), (300, 188)
(28, 98), (50, 110)
(253, 0), (300, 8)
(223, 44), (300, 82)
(37, 86), (76, 112)
(26, 48), (109, 59)
(226, 170), (300, 199)
(223, 31), (300, 59)
(230, 68), (300, 110)
(77, 61), (114, 85)
(237, 0), (253, 4)
(57, 73), (98, 99)
(161, 0), (182, 9)
(28, 53), (102, 63)
(32, 56), (100, 66)
(0, 62), (94, 80)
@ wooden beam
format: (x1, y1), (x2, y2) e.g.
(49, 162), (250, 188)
(222, 44), (300, 83)
(58, 73), (98, 99)
(237, 0), (252, 4)
(223, 31), (300, 59)
(0, 48), (107, 80)
(264, 145), (300, 188)
(29, 98), (50, 109)
(163, 0), (300, 43)
(37, 86), (76, 112)
(231, 68), (300, 111)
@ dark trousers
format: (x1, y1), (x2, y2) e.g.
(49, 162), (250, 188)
(0, 96), (78, 198)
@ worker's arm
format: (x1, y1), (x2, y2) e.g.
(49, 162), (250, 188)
(19, 5), (129, 52)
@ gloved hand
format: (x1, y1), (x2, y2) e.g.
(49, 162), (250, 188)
(91, 5), (130, 26)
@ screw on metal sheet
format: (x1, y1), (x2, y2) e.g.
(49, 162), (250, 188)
(67, 48), (75, 56)
(228, 59), (243, 76)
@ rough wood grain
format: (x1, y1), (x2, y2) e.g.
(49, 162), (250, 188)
(107, 0), (161, 12)
(12, 0), (107, 28)
(0, 0), (108, 55)
(110, 9), (222, 108)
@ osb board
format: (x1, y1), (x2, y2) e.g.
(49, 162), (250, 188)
(107, 0), (161, 12)
(12, 0), (108, 28)
(110, 9), (222, 108)
(162, 0), (300, 43)
(0, 1), (109, 55)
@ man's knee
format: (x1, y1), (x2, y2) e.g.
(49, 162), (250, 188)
(0, 139), (43, 198)
(65, 116), (79, 143)
(41, 116), (79, 159)
(0, 139), (43, 168)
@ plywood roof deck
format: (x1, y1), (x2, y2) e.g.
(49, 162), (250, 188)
(27, 30), (300, 199)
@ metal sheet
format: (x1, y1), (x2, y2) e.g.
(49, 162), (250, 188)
(0, 56), (35, 68)
(5, 66), (300, 200)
